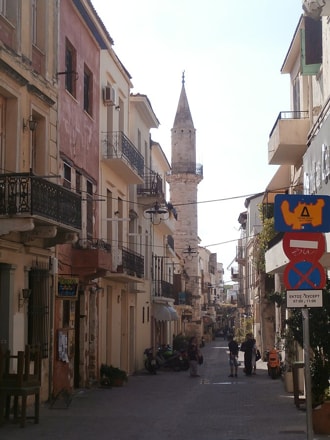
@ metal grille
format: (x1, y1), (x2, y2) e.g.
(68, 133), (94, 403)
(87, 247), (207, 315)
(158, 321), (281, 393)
(122, 246), (144, 278)
(0, 173), (81, 230)
(102, 131), (144, 178)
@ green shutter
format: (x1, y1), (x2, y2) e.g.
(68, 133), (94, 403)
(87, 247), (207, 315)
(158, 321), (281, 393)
(301, 28), (321, 76)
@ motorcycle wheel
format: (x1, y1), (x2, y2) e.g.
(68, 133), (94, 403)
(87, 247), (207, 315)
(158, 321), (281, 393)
(144, 359), (157, 375)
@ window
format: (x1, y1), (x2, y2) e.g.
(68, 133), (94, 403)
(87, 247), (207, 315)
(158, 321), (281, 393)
(0, 0), (17, 24)
(83, 65), (93, 115)
(32, 0), (44, 50)
(65, 39), (77, 97)
(301, 16), (322, 75)
(63, 163), (71, 189)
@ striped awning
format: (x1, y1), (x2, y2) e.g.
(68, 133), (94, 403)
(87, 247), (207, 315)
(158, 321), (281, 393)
(153, 304), (179, 321)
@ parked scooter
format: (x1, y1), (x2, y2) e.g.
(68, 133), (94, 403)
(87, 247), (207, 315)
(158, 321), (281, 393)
(156, 345), (189, 372)
(266, 348), (282, 379)
(144, 347), (158, 374)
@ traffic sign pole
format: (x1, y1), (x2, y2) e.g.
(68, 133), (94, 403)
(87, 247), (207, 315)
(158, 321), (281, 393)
(302, 308), (313, 440)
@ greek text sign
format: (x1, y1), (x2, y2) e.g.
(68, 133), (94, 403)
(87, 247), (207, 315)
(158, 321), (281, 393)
(286, 290), (323, 308)
(274, 194), (330, 232)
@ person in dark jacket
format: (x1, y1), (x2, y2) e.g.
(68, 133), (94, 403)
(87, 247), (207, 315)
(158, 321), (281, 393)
(241, 333), (255, 376)
(187, 336), (200, 377)
(228, 335), (239, 377)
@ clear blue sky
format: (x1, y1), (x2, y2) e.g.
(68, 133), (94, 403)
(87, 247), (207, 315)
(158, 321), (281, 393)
(92, 0), (303, 279)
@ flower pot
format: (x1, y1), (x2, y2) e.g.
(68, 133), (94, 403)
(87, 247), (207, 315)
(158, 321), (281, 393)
(312, 401), (330, 435)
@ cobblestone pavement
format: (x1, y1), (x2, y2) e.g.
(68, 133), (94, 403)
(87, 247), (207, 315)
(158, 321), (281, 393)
(0, 338), (329, 440)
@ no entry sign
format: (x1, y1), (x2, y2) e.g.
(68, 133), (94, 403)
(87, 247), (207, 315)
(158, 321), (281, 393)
(283, 232), (326, 290)
(283, 232), (325, 262)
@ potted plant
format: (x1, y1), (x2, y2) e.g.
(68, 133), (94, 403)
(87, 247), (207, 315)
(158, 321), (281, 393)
(100, 364), (128, 387)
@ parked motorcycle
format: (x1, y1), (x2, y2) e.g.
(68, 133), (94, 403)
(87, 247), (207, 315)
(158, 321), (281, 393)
(156, 345), (189, 372)
(266, 348), (282, 379)
(144, 347), (158, 374)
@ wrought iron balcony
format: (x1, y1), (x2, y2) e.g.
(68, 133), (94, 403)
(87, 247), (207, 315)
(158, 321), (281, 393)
(268, 111), (310, 165)
(236, 245), (246, 264)
(101, 131), (144, 184)
(72, 239), (112, 279)
(137, 172), (164, 201)
(0, 173), (81, 231)
(153, 279), (174, 299)
(121, 246), (144, 278)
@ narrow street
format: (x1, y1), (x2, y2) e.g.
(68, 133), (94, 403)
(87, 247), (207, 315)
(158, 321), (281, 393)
(0, 338), (328, 440)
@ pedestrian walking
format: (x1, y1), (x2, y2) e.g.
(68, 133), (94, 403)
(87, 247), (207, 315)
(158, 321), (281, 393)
(251, 335), (259, 374)
(187, 336), (200, 377)
(227, 334), (239, 377)
(240, 333), (255, 376)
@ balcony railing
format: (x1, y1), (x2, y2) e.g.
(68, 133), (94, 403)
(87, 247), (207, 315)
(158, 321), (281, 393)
(122, 247), (144, 278)
(168, 162), (203, 177)
(268, 111), (310, 165)
(269, 111), (309, 138)
(236, 245), (246, 262)
(0, 173), (81, 230)
(137, 172), (164, 198)
(102, 131), (144, 178)
(153, 279), (174, 299)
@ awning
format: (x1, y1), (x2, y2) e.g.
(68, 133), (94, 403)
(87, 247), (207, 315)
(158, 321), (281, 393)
(153, 304), (179, 321)
(168, 306), (179, 321)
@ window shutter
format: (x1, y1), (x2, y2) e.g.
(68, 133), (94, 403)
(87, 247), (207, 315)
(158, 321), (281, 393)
(301, 16), (322, 75)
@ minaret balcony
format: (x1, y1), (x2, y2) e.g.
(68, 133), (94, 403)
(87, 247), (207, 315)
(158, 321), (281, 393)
(101, 131), (144, 184)
(0, 173), (81, 245)
(168, 162), (203, 178)
(268, 111), (310, 165)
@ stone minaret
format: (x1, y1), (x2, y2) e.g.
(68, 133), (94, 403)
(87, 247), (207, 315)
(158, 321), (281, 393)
(167, 73), (203, 330)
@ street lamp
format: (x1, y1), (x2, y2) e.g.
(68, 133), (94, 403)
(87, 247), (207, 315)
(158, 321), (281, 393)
(144, 202), (169, 225)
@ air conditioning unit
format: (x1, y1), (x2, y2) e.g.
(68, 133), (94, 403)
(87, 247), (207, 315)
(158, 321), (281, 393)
(103, 85), (116, 105)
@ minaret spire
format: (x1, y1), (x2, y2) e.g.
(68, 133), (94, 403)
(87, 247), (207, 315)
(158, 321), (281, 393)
(173, 74), (194, 130)
(167, 75), (203, 334)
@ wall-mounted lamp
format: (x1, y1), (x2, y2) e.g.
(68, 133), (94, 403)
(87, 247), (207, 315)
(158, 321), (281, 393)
(144, 202), (169, 225)
(115, 105), (120, 111)
(23, 115), (38, 132)
(18, 288), (32, 311)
